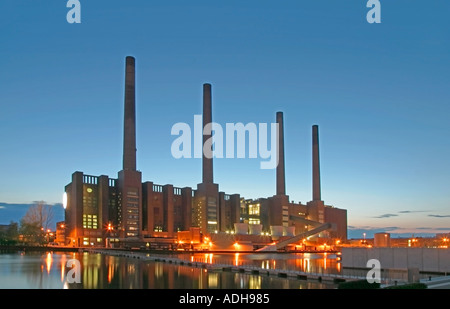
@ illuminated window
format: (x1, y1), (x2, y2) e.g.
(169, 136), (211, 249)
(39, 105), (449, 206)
(83, 214), (98, 229)
(249, 204), (260, 215)
(249, 218), (260, 225)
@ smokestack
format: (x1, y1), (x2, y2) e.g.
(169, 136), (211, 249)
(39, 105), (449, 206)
(312, 125), (321, 201)
(123, 56), (137, 171)
(276, 111), (286, 196)
(202, 83), (213, 184)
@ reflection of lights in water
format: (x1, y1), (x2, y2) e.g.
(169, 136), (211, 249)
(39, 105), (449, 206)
(204, 253), (213, 264)
(337, 262), (341, 272)
(63, 281), (69, 289)
(303, 258), (310, 272)
(208, 272), (219, 288)
(323, 256), (327, 270)
(240, 276), (245, 289)
(234, 253), (239, 266)
(155, 263), (163, 278)
(295, 257), (303, 269)
(249, 276), (261, 289)
(107, 261), (114, 283)
(60, 254), (67, 282)
(261, 260), (270, 269)
(46, 252), (52, 274)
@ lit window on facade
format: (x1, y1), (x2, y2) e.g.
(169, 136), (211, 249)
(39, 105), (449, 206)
(248, 204), (260, 215)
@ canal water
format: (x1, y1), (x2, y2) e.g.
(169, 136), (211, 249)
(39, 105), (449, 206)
(0, 251), (339, 289)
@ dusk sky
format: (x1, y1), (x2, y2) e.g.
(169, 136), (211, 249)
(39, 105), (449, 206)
(0, 1), (449, 237)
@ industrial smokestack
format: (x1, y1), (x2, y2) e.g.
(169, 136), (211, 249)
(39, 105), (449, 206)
(123, 56), (137, 171)
(276, 111), (286, 196)
(202, 83), (213, 184)
(312, 125), (321, 201)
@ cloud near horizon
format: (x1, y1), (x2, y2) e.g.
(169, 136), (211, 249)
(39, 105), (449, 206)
(428, 214), (450, 218)
(398, 210), (429, 214)
(372, 213), (398, 219)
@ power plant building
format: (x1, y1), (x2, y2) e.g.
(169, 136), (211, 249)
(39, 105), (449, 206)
(63, 56), (347, 248)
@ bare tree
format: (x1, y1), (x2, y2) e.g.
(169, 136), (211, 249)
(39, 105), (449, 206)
(20, 201), (55, 244)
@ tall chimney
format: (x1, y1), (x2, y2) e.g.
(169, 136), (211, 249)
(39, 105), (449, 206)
(312, 124), (321, 201)
(276, 111), (286, 196)
(202, 83), (213, 184)
(123, 56), (137, 171)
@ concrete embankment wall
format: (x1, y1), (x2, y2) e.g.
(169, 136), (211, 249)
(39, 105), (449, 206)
(341, 248), (450, 273)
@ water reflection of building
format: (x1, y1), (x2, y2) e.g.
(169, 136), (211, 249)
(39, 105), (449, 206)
(63, 56), (348, 249)
(23, 252), (337, 289)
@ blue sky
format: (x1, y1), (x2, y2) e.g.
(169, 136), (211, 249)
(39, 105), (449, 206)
(0, 0), (449, 237)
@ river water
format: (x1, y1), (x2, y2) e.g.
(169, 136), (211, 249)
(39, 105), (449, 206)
(0, 251), (340, 289)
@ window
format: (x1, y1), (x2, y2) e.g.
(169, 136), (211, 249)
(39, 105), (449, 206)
(249, 204), (260, 215)
(82, 214), (98, 229)
(249, 218), (260, 225)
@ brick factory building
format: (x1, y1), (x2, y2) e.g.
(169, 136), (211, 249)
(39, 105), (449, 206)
(63, 56), (347, 248)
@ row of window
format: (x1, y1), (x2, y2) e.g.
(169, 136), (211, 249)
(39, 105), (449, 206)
(83, 214), (98, 229)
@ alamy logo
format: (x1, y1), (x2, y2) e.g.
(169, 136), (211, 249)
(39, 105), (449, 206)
(171, 115), (280, 169)
(66, 0), (81, 24)
(366, 259), (381, 283)
(66, 259), (81, 283)
(366, 0), (381, 24)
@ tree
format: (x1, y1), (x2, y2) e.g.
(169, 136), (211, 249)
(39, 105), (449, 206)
(0, 221), (18, 245)
(19, 201), (55, 245)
